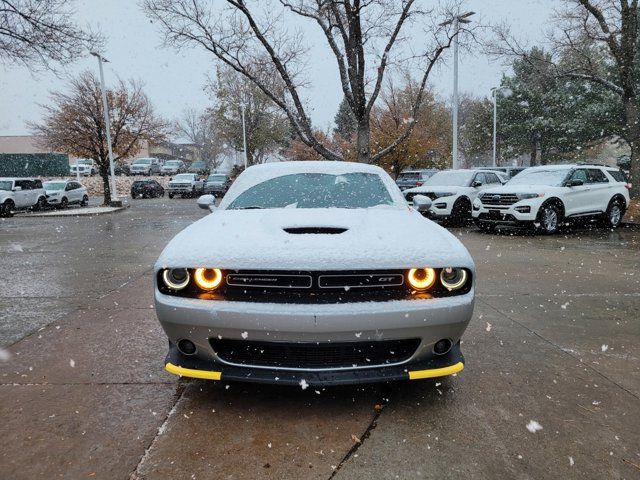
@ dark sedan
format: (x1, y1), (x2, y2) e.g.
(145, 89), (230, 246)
(131, 180), (165, 199)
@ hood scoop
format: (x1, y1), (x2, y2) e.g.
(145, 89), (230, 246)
(283, 227), (348, 235)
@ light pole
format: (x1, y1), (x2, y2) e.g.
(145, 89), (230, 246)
(240, 103), (249, 169)
(441, 11), (474, 169)
(491, 86), (511, 167)
(90, 51), (119, 205)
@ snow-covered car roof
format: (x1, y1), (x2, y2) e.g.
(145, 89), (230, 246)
(219, 161), (405, 209)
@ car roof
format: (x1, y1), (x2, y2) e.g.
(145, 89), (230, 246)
(0, 177), (37, 181)
(246, 160), (387, 176)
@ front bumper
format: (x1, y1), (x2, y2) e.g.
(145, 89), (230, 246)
(155, 289), (474, 385)
(204, 184), (226, 194)
(473, 199), (541, 225)
(165, 341), (465, 386)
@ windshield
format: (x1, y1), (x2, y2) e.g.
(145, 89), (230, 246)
(77, 159), (92, 165)
(228, 172), (393, 210)
(424, 171), (474, 187)
(164, 161), (181, 166)
(507, 169), (570, 186)
(0, 181), (12, 191)
(173, 174), (193, 180)
(43, 182), (66, 190)
(207, 175), (227, 182)
(133, 159), (152, 165)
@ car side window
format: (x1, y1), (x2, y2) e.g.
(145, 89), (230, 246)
(570, 169), (588, 184)
(473, 173), (486, 185)
(486, 173), (501, 184)
(15, 180), (30, 190)
(33, 180), (43, 189)
(587, 169), (609, 183)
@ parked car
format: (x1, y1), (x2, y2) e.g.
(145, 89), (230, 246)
(478, 166), (526, 179)
(0, 178), (47, 216)
(167, 173), (205, 198)
(43, 180), (89, 208)
(131, 179), (165, 199)
(161, 160), (187, 176)
(396, 169), (439, 191)
(204, 173), (232, 196)
(114, 161), (130, 176)
(472, 164), (631, 234)
(404, 169), (504, 225)
(188, 161), (210, 176)
(70, 159), (97, 176)
(130, 157), (163, 175)
(155, 161), (475, 386)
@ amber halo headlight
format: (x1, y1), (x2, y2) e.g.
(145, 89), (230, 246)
(162, 268), (190, 290)
(407, 268), (437, 291)
(440, 267), (468, 291)
(194, 268), (223, 291)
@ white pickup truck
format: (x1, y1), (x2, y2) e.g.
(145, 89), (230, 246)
(167, 173), (205, 198)
(0, 178), (47, 216)
(70, 159), (97, 176)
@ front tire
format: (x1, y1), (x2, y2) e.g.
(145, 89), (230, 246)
(449, 198), (471, 227)
(1, 200), (15, 217)
(168, 193), (174, 199)
(60, 197), (68, 209)
(81, 195), (89, 207)
(537, 203), (561, 235)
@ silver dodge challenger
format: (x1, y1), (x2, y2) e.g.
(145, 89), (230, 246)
(154, 161), (475, 386)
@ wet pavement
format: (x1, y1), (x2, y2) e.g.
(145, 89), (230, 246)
(1, 198), (639, 479)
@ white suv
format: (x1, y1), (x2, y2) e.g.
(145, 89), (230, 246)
(0, 178), (47, 216)
(404, 169), (505, 225)
(472, 165), (631, 234)
(130, 157), (163, 175)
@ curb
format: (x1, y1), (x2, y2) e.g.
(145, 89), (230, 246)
(15, 205), (130, 218)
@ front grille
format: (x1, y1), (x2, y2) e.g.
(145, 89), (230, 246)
(210, 338), (421, 369)
(480, 193), (519, 206)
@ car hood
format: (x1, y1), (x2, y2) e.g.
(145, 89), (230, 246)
(480, 185), (563, 195)
(155, 207), (474, 271)
(404, 185), (470, 195)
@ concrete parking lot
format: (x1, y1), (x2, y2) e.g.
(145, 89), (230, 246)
(1, 198), (639, 479)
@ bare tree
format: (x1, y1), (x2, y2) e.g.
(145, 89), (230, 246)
(143, 0), (469, 164)
(175, 108), (225, 169)
(30, 71), (168, 205)
(0, 0), (101, 69)
(491, 0), (639, 196)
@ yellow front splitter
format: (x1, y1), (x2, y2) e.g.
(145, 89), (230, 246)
(165, 361), (464, 383)
(165, 362), (221, 381)
(408, 361), (464, 380)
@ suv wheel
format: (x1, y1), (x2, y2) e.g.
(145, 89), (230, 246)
(603, 199), (623, 229)
(538, 203), (560, 234)
(60, 197), (68, 209)
(449, 198), (471, 227)
(168, 193), (174, 199)
(81, 195), (89, 207)
(1, 200), (15, 217)
(33, 196), (46, 211)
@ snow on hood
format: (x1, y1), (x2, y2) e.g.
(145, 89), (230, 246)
(480, 184), (563, 195)
(155, 207), (474, 271)
(404, 185), (471, 195)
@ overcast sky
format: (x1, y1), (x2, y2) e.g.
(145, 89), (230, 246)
(0, 0), (556, 137)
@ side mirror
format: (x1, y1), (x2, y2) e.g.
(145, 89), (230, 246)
(197, 194), (217, 212)
(471, 181), (483, 188)
(13, 186), (22, 192)
(412, 194), (432, 213)
(569, 179), (584, 187)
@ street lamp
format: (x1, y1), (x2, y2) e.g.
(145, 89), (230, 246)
(240, 102), (249, 169)
(491, 86), (512, 167)
(441, 11), (475, 169)
(90, 51), (119, 205)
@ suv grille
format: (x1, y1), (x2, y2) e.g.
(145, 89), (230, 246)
(480, 193), (519, 206)
(210, 338), (421, 369)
